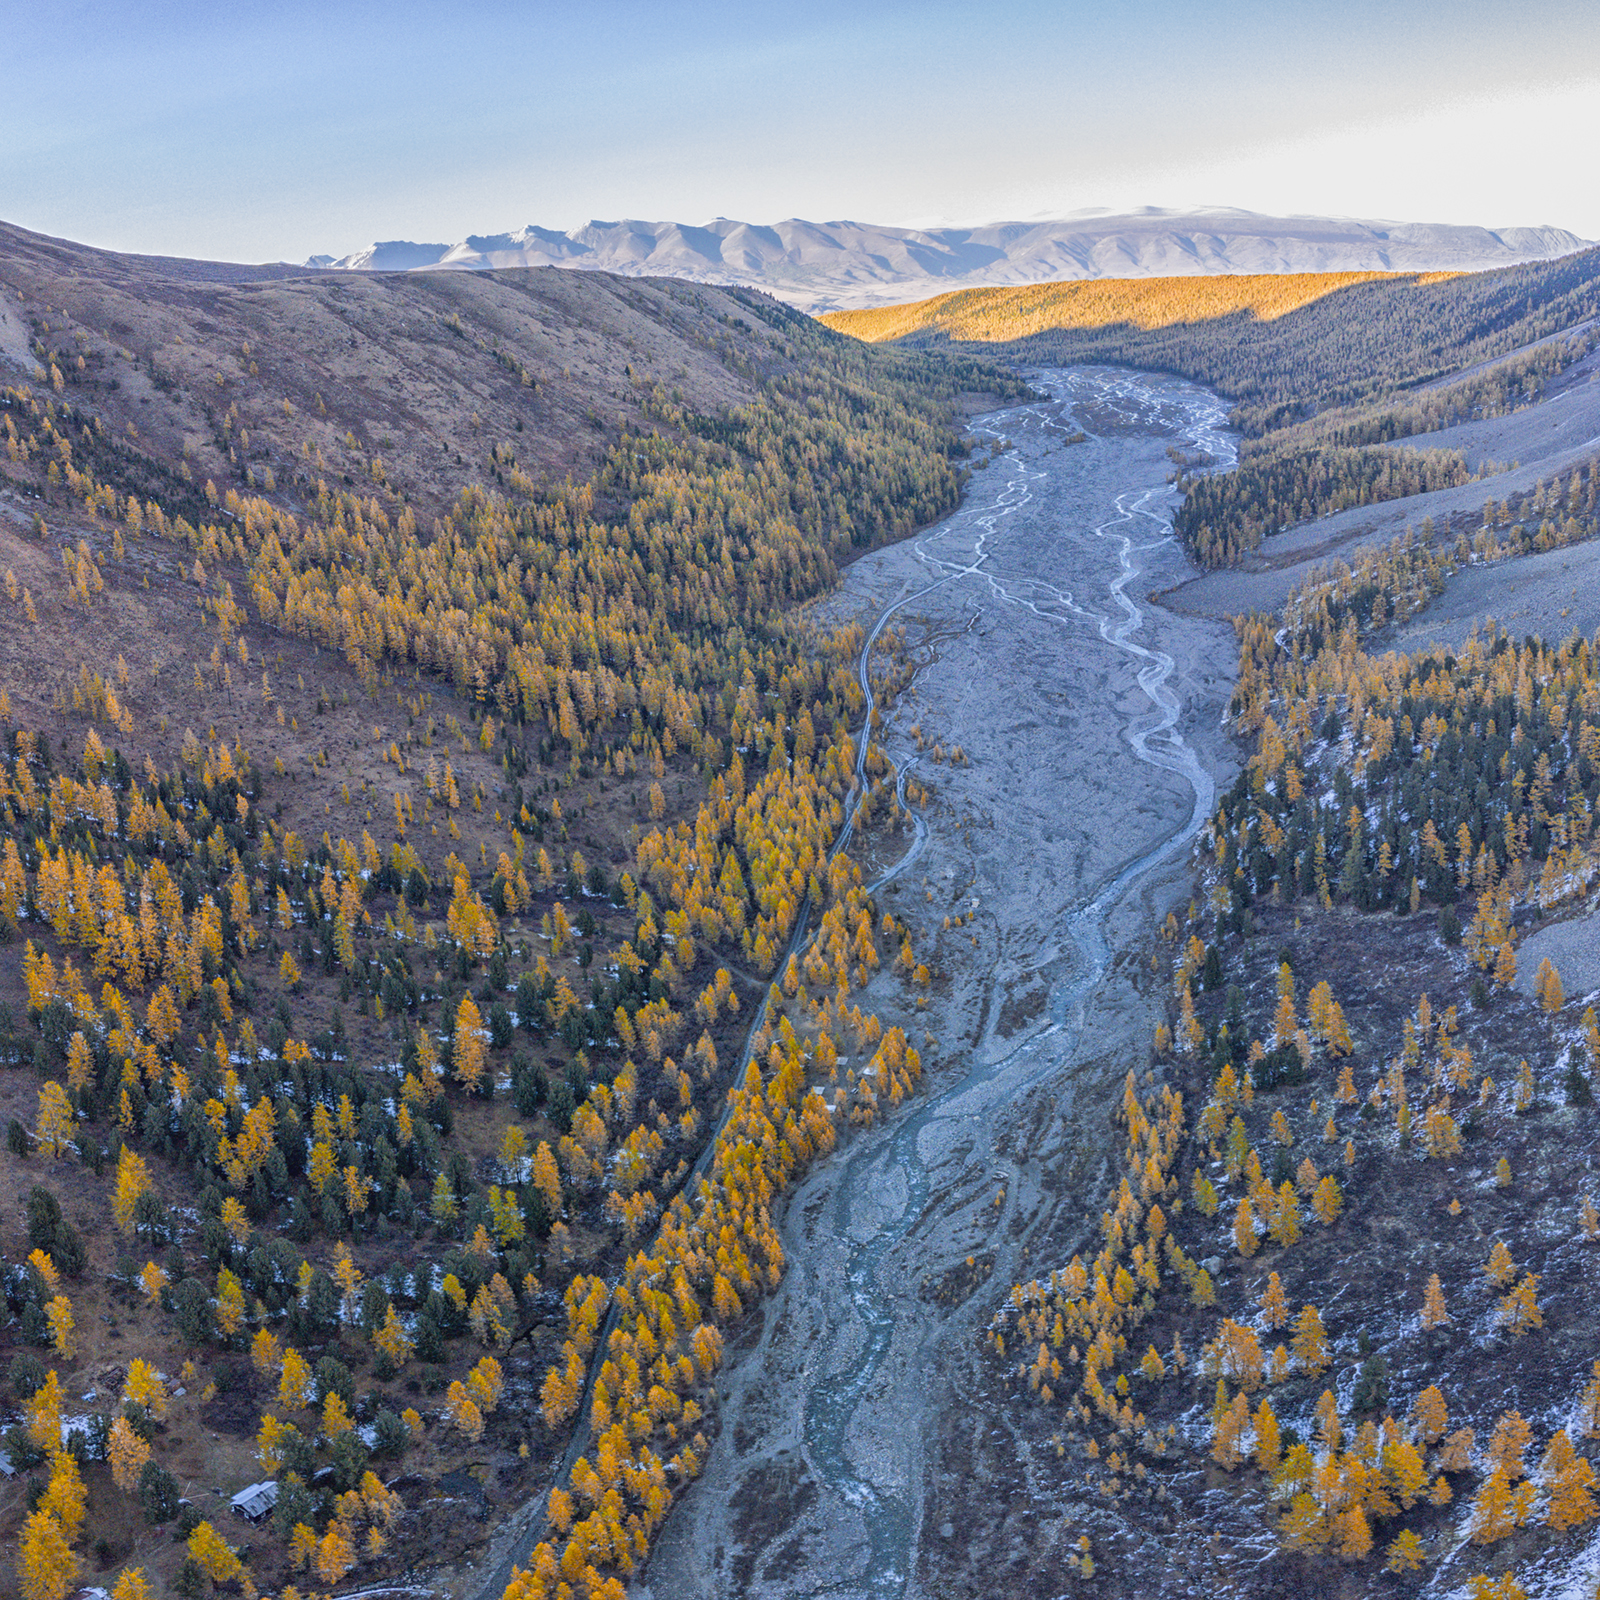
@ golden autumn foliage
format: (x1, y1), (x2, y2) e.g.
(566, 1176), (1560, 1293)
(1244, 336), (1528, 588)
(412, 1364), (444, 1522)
(186, 1522), (248, 1586)
(34, 1080), (74, 1157)
(0, 270), (1018, 1600)
(108, 1415), (150, 1491)
(822, 271), (1424, 346)
(18, 1510), (78, 1600)
(122, 1357), (167, 1419)
(109, 1570), (153, 1600)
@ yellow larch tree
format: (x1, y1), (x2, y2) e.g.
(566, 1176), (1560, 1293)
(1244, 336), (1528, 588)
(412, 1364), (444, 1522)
(1260, 1272), (1288, 1329)
(1269, 1182), (1301, 1247)
(112, 1147), (154, 1234)
(317, 1522), (357, 1584)
(288, 1522), (319, 1570)
(187, 1522), (248, 1587)
(1233, 1196), (1258, 1258)
(1484, 1239), (1515, 1288)
(40, 1449), (87, 1543)
(1412, 1385), (1449, 1444)
(322, 1390), (354, 1438)
(65, 1032), (93, 1094)
(123, 1357), (168, 1419)
(1384, 1529), (1424, 1573)
(280, 1345), (314, 1408)
(251, 1327), (282, 1376)
(1494, 939), (1518, 988)
(1272, 962), (1297, 1044)
(1467, 1468), (1522, 1543)
(25, 1370), (64, 1451)
(533, 1140), (564, 1215)
(374, 1303), (413, 1371)
(35, 1081), (75, 1156)
(1488, 1410), (1533, 1478)
(1421, 1273), (1450, 1329)
(109, 1415), (151, 1492)
(453, 994), (487, 1091)
(1534, 955), (1565, 1013)
(1541, 1428), (1597, 1530)
(45, 1295), (75, 1360)
(18, 1509), (78, 1600)
(1336, 1504), (1372, 1561)
(1498, 1274), (1542, 1336)
(1292, 1304), (1329, 1376)
(1211, 1389), (1252, 1469)
(215, 1267), (246, 1337)
(445, 1380), (485, 1440)
(110, 1570), (153, 1600)
(255, 1413), (294, 1474)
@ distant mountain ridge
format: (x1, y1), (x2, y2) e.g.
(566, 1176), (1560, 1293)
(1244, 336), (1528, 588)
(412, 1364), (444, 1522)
(305, 208), (1591, 311)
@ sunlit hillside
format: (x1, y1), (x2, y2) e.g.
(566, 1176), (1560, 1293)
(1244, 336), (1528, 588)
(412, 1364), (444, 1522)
(820, 270), (1455, 345)
(820, 247), (1600, 440)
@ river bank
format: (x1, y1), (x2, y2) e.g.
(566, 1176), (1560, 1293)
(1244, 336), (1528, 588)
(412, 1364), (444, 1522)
(641, 368), (1241, 1598)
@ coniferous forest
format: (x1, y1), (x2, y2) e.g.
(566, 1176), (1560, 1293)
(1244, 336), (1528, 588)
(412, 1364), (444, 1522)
(830, 247), (1600, 566)
(0, 236), (1029, 1600)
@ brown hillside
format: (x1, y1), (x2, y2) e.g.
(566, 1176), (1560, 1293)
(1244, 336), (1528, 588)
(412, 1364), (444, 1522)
(0, 218), (779, 521)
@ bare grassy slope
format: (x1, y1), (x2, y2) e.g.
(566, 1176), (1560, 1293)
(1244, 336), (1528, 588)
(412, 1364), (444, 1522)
(0, 218), (781, 521)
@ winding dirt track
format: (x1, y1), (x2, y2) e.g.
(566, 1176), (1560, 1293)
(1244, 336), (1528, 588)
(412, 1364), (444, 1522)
(639, 369), (1240, 1599)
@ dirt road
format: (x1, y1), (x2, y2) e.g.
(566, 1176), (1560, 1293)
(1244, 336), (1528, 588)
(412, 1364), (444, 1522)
(642, 369), (1241, 1599)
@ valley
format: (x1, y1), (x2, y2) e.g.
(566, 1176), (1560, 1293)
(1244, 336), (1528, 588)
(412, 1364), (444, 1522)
(806, 249), (1600, 1600)
(3, 220), (1600, 1600)
(0, 222), (1032, 1600)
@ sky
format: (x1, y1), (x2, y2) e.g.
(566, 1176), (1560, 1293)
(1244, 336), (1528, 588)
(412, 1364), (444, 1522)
(4, 0), (1598, 263)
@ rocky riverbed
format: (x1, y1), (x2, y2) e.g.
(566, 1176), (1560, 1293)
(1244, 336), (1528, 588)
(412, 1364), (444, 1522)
(643, 369), (1242, 1599)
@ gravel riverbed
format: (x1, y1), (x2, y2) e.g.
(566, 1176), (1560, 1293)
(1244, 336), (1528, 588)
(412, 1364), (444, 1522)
(642, 368), (1241, 1599)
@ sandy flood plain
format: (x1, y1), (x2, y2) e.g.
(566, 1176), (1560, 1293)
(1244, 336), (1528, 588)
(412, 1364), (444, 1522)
(641, 370), (1241, 1598)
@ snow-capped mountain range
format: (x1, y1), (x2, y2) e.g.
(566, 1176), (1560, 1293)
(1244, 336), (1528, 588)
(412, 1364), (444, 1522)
(305, 208), (1590, 311)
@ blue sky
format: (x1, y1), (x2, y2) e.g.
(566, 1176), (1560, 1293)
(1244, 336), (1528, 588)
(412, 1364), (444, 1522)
(4, 1), (1597, 262)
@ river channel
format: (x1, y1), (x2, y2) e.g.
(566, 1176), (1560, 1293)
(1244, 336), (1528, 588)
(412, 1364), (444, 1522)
(643, 367), (1239, 1599)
